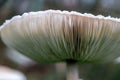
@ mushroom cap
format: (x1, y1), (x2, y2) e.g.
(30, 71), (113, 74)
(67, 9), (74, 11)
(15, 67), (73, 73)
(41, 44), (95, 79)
(0, 66), (26, 80)
(1, 10), (120, 63)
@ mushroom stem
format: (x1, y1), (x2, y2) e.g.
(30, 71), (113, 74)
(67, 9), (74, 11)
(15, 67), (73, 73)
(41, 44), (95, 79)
(66, 63), (79, 80)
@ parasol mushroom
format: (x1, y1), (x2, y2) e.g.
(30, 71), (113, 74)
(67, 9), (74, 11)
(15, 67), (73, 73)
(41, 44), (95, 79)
(1, 10), (120, 80)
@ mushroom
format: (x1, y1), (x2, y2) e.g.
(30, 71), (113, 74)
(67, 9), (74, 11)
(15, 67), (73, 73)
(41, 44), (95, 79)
(0, 65), (26, 80)
(1, 10), (120, 80)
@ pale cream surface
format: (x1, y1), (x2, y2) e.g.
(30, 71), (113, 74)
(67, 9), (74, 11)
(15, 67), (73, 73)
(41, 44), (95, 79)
(1, 10), (120, 63)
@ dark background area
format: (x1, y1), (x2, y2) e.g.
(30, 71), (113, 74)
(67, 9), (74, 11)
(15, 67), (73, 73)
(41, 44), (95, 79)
(1, 0), (120, 80)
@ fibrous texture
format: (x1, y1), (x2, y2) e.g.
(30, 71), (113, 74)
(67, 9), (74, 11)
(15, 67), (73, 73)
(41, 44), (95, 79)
(1, 10), (120, 63)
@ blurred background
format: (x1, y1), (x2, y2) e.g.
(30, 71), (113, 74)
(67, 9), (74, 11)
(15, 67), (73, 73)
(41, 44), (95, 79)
(1, 0), (120, 80)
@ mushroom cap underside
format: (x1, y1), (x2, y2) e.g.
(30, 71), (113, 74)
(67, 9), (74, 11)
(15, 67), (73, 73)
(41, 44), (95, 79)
(1, 10), (120, 63)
